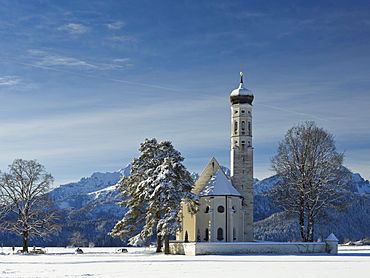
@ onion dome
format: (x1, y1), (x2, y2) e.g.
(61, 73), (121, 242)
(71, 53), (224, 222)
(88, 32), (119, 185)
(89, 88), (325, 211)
(230, 72), (254, 105)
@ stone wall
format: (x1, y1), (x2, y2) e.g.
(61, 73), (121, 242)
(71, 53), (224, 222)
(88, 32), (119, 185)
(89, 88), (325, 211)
(170, 234), (339, 256)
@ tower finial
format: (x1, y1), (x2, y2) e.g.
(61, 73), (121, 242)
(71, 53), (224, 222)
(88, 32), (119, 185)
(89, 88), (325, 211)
(240, 71), (244, 84)
(240, 63), (244, 84)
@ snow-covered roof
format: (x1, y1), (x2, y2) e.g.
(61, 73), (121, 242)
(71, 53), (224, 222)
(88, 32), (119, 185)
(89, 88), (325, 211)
(199, 169), (241, 197)
(230, 72), (253, 97)
(230, 82), (253, 97)
(230, 72), (254, 105)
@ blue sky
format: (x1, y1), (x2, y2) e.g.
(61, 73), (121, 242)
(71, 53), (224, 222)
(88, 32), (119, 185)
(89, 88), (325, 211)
(0, 0), (369, 186)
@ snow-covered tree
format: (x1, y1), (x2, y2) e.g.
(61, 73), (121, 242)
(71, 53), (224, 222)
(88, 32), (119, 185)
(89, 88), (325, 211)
(270, 122), (351, 242)
(110, 139), (197, 252)
(0, 159), (60, 252)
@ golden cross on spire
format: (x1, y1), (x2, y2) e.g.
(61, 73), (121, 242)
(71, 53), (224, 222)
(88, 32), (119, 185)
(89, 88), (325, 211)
(239, 63), (244, 83)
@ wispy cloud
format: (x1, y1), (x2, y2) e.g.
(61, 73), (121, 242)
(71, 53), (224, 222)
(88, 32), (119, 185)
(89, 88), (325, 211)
(259, 104), (330, 122)
(105, 21), (125, 30)
(113, 58), (130, 63)
(27, 50), (97, 69)
(56, 23), (90, 35)
(0, 76), (20, 86)
(0, 54), (181, 92)
(110, 36), (136, 42)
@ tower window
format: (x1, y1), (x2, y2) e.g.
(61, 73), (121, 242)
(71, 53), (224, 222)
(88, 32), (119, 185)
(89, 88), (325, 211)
(241, 110), (245, 114)
(217, 228), (224, 241)
(241, 121), (245, 130)
(234, 110), (238, 114)
(234, 121), (238, 132)
(233, 227), (236, 241)
(205, 206), (210, 213)
(217, 205), (225, 213)
(241, 141), (245, 145)
(204, 228), (209, 241)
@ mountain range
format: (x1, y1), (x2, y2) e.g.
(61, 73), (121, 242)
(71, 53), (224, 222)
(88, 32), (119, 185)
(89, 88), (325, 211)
(1, 166), (369, 247)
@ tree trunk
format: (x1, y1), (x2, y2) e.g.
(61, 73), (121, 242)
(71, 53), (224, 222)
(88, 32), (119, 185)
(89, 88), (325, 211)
(156, 235), (162, 252)
(22, 231), (29, 253)
(164, 234), (170, 254)
(307, 216), (315, 242)
(299, 208), (307, 242)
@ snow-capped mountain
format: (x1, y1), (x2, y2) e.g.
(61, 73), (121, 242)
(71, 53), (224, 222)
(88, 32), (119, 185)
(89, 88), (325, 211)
(253, 171), (370, 195)
(2, 165), (368, 247)
(349, 173), (370, 194)
(49, 170), (126, 201)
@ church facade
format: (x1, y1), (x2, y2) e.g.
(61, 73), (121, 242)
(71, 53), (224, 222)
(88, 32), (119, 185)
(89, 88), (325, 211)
(177, 72), (254, 242)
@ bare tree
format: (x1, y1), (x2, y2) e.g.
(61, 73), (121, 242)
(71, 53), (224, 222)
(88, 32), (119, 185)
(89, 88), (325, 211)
(0, 159), (60, 252)
(270, 122), (351, 242)
(69, 231), (88, 247)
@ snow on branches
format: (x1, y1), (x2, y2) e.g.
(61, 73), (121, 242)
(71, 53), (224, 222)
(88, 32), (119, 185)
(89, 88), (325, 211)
(110, 138), (197, 252)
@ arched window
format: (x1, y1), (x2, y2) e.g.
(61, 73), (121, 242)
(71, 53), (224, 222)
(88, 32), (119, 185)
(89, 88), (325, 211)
(217, 228), (224, 241)
(241, 121), (245, 130)
(248, 122), (251, 135)
(205, 206), (210, 213)
(234, 121), (238, 132)
(204, 228), (209, 241)
(233, 227), (236, 241)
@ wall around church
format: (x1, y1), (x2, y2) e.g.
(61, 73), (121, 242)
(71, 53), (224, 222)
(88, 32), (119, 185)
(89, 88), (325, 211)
(170, 241), (335, 256)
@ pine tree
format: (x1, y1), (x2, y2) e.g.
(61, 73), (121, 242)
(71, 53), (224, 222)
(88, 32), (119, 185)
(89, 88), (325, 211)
(110, 138), (197, 252)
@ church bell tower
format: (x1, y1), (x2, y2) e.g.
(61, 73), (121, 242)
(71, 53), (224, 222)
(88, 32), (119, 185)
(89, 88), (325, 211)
(230, 71), (254, 241)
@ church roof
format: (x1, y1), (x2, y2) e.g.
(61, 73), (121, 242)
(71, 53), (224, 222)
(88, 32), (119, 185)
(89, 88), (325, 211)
(192, 157), (223, 196)
(199, 169), (242, 197)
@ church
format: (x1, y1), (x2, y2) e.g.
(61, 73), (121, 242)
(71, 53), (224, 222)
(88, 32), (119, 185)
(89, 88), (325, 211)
(177, 72), (254, 243)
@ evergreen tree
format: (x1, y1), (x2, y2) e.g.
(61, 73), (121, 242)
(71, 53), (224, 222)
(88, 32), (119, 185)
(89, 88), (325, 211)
(110, 139), (197, 252)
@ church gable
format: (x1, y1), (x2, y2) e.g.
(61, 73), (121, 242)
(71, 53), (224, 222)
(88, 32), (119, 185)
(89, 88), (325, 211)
(192, 157), (223, 196)
(200, 169), (241, 197)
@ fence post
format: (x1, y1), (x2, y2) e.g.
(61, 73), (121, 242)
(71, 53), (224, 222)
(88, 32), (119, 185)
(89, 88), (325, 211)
(325, 233), (339, 255)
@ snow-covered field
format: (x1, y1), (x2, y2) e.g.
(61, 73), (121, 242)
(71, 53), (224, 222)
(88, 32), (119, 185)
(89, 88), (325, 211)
(0, 245), (369, 277)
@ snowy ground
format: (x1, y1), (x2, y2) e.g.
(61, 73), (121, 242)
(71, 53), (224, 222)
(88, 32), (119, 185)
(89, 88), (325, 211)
(0, 245), (369, 278)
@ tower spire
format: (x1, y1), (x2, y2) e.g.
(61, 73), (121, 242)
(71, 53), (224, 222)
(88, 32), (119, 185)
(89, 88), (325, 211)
(240, 63), (244, 84)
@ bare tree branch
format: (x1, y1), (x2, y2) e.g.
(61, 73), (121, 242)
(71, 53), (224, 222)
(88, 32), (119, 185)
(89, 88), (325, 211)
(270, 122), (352, 242)
(0, 159), (60, 252)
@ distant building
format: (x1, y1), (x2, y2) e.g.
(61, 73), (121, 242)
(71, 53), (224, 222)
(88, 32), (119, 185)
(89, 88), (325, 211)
(177, 72), (254, 242)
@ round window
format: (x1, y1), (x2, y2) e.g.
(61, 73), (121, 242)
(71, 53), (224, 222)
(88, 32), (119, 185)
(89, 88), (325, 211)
(217, 205), (225, 213)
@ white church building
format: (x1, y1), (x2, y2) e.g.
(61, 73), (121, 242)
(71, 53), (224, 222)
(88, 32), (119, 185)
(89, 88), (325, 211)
(176, 72), (255, 243)
(172, 72), (339, 256)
